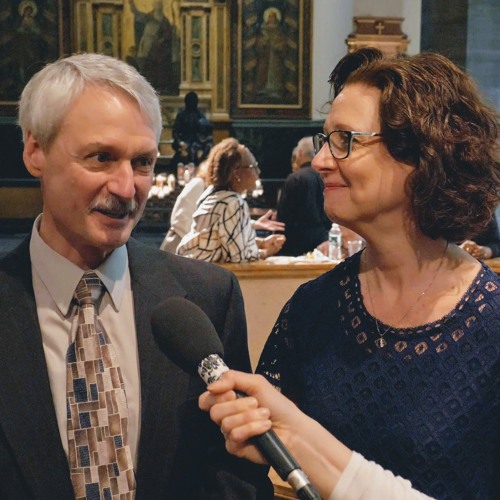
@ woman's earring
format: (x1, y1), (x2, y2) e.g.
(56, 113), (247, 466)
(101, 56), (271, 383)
(236, 176), (241, 182)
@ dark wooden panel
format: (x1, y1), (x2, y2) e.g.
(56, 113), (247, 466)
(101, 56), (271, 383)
(421, 0), (468, 68)
(0, 121), (29, 180)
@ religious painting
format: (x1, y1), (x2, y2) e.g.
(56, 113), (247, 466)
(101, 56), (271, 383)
(125, 0), (181, 95)
(232, 0), (311, 118)
(0, 0), (68, 114)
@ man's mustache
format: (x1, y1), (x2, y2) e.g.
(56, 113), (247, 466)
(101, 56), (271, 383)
(89, 196), (140, 216)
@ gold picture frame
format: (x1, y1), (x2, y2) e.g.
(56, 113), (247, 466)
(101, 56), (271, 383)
(95, 5), (122, 59)
(0, 0), (69, 115)
(231, 0), (312, 119)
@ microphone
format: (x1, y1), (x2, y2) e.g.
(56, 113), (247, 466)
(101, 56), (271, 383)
(151, 297), (321, 500)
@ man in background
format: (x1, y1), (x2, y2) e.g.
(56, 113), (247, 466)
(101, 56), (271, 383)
(277, 136), (331, 256)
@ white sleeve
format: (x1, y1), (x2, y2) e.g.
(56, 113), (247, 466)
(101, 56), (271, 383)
(169, 177), (206, 237)
(329, 451), (435, 500)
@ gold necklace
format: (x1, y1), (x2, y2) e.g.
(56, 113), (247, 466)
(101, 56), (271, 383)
(363, 242), (449, 348)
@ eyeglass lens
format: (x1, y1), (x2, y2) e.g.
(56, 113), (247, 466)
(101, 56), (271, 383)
(314, 131), (350, 159)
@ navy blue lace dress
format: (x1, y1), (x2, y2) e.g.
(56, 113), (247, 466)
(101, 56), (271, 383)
(257, 252), (500, 499)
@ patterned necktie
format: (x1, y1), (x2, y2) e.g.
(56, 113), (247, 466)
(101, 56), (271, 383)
(67, 272), (135, 499)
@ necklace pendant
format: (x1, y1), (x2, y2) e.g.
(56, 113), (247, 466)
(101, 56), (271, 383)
(375, 337), (387, 348)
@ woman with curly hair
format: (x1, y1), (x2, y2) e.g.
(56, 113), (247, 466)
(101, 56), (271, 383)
(177, 137), (285, 262)
(201, 49), (500, 499)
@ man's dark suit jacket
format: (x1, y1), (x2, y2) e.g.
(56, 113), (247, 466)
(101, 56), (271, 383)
(475, 214), (500, 258)
(0, 237), (273, 499)
(277, 163), (331, 256)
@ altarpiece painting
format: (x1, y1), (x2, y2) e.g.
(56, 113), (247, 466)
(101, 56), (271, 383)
(232, 0), (311, 118)
(125, 0), (181, 95)
(0, 0), (68, 113)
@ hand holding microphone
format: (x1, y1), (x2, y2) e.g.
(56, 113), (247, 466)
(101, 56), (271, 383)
(151, 297), (321, 500)
(199, 370), (307, 464)
(199, 370), (353, 500)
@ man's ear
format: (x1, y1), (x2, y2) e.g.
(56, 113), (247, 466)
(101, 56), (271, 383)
(23, 131), (46, 178)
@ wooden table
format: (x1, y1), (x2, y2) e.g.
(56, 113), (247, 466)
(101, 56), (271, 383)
(485, 258), (500, 274)
(219, 260), (336, 369)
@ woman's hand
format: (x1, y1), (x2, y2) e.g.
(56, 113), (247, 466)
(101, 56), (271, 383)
(316, 240), (329, 257)
(199, 370), (351, 499)
(460, 240), (492, 260)
(253, 210), (285, 232)
(199, 371), (300, 463)
(257, 234), (286, 258)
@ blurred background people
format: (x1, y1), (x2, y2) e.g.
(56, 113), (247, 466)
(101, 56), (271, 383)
(171, 91), (213, 166)
(160, 161), (208, 253)
(277, 136), (331, 256)
(460, 212), (500, 259)
(200, 370), (433, 500)
(257, 48), (500, 499)
(177, 138), (285, 262)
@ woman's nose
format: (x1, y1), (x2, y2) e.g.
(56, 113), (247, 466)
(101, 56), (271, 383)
(312, 142), (336, 173)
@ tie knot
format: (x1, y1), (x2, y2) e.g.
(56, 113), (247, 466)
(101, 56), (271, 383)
(74, 271), (104, 306)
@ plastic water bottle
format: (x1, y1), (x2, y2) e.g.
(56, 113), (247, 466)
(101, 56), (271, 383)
(328, 223), (343, 261)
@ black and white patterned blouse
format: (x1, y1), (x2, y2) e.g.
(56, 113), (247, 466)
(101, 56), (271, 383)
(176, 188), (259, 262)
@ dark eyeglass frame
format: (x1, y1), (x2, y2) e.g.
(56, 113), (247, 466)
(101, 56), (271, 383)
(313, 130), (383, 160)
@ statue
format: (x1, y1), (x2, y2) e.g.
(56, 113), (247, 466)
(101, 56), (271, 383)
(172, 92), (213, 167)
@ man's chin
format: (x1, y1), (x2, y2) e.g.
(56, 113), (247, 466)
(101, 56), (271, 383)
(93, 224), (134, 249)
(89, 209), (143, 245)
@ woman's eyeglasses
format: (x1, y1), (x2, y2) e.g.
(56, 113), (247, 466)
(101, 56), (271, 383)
(239, 163), (261, 174)
(313, 130), (382, 160)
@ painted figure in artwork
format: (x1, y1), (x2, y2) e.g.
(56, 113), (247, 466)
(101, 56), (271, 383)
(253, 7), (287, 101)
(128, 0), (180, 94)
(16, 1), (46, 85)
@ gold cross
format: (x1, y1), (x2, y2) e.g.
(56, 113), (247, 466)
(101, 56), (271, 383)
(375, 21), (385, 35)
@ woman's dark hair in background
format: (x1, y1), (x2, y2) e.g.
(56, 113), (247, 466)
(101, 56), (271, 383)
(329, 48), (500, 242)
(205, 137), (245, 190)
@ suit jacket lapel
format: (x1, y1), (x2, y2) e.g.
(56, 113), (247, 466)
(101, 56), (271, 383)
(127, 239), (191, 497)
(0, 238), (74, 499)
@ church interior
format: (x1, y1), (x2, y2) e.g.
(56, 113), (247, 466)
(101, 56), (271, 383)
(0, 0), (498, 244)
(0, 2), (498, 498)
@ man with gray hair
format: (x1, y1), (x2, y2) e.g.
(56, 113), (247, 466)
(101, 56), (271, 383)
(0, 53), (272, 499)
(277, 136), (331, 256)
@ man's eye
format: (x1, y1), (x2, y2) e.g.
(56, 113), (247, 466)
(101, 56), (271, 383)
(133, 157), (155, 172)
(95, 152), (112, 162)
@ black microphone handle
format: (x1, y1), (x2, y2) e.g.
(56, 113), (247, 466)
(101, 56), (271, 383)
(199, 355), (321, 500)
(251, 427), (321, 499)
(250, 426), (299, 479)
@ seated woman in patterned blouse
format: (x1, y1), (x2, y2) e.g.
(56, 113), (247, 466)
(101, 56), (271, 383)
(177, 138), (285, 262)
(202, 49), (499, 499)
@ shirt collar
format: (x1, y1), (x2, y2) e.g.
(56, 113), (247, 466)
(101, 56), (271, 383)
(30, 215), (129, 316)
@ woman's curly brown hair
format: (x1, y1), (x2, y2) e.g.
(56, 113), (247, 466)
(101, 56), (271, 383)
(329, 48), (500, 241)
(204, 137), (245, 190)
